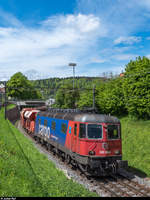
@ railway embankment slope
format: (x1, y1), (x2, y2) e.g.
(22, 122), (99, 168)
(0, 109), (97, 197)
(121, 117), (150, 178)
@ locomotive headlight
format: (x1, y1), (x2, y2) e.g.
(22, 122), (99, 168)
(114, 150), (120, 155)
(102, 142), (109, 150)
(89, 150), (95, 155)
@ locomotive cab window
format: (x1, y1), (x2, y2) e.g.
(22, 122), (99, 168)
(61, 123), (67, 134)
(107, 125), (120, 139)
(74, 124), (77, 136)
(87, 124), (102, 139)
(79, 123), (86, 138)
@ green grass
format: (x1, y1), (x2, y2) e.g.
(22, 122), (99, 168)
(1, 108), (149, 197)
(7, 104), (16, 110)
(121, 116), (150, 177)
(0, 109), (97, 197)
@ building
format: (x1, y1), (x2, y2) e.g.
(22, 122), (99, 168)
(0, 84), (5, 93)
(119, 73), (124, 77)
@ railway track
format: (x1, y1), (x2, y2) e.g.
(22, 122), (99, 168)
(75, 168), (150, 197)
(94, 175), (150, 197)
(17, 121), (150, 197)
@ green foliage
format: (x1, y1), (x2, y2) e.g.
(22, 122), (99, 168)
(123, 56), (150, 119)
(121, 116), (150, 176)
(77, 89), (93, 109)
(31, 56), (150, 119)
(53, 76), (127, 115)
(7, 72), (42, 100)
(7, 104), (16, 110)
(55, 83), (80, 109)
(0, 109), (97, 197)
(32, 77), (105, 100)
(96, 78), (126, 115)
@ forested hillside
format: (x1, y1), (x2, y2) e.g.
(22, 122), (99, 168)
(31, 76), (108, 99)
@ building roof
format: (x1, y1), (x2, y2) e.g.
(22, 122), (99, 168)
(0, 87), (5, 93)
(119, 73), (124, 77)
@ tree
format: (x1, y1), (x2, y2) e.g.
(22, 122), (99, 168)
(96, 77), (126, 116)
(54, 83), (79, 109)
(7, 72), (42, 100)
(77, 89), (93, 109)
(123, 56), (150, 119)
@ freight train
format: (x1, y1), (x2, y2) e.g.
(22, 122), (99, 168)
(20, 108), (128, 176)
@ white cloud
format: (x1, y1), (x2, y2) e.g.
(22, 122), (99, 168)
(146, 54), (150, 58)
(114, 36), (141, 45)
(76, 0), (150, 37)
(137, 0), (150, 8)
(0, 12), (108, 79)
(1, 1), (149, 80)
(0, 8), (23, 27)
(112, 54), (138, 61)
(76, 0), (149, 72)
(90, 57), (106, 64)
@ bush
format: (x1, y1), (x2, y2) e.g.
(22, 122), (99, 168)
(96, 78), (126, 116)
(123, 56), (150, 119)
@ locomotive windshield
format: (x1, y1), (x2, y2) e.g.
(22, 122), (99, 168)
(107, 125), (120, 139)
(87, 124), (102, 139)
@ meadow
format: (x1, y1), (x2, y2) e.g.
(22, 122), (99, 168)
(121, 117), (150, 177)
(0, 109), (97, 197)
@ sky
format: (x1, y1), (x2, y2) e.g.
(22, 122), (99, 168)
(0, 0), (150, 80)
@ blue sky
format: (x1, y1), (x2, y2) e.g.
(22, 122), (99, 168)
(0, 0), (150, 80)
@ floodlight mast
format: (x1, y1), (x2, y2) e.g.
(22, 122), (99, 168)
(69, 63), (77, 90)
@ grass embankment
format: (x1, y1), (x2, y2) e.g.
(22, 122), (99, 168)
(0, 110), (97, 197)
(7, 104), (16, 110)
(121, 117), (150, 177)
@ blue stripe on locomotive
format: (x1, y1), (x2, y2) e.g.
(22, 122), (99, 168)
(35, 115), (69, 146)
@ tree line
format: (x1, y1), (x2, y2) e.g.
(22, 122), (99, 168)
(5, 56), (150, 119)
(53, 56), (150, 119)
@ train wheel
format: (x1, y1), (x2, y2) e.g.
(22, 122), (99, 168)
(78, 164), (91, 177)
(66, 155), (71, 164)
(112, 162), (117, 174)
(34, 136), (37, 141)
(61, 153), (65, 162)
(38, 137), (41, 143)
(46, 143), (49, 150)
(47, 144), (51, 151)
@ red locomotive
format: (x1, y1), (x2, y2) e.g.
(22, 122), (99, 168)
(21, 108), (128, 176)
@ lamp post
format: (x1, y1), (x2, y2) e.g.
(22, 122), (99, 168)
(69, 63), (77, 90)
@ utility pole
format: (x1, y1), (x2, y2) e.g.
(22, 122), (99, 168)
(93, 84), (95, 110)
(4, 81), (7, 120)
